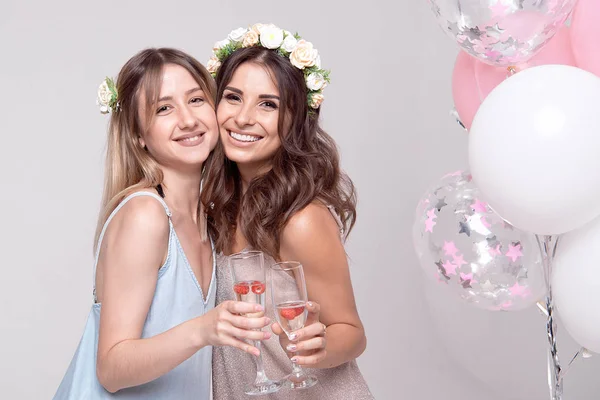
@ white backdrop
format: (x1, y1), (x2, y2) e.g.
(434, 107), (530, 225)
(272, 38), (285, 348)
(1, 0), (599, 399)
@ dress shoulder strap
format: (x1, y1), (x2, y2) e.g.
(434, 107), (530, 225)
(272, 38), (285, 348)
(92, 191), (172, 301)
(326, 204), (347, 243)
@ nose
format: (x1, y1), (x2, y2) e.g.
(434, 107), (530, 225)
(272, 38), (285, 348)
(234, 102), (256, 128)
(178, 105), (198, 130)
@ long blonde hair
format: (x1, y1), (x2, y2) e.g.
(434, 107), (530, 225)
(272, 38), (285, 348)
(94, 48), (216, 252)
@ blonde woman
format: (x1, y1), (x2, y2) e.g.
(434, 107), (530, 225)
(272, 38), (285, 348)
(54, 48), (270, 399)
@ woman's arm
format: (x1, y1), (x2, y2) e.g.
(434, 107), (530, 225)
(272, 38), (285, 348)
(277, 202), (367, 369)
(96, 196), (270, 393)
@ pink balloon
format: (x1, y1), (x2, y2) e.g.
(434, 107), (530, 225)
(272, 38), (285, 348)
(570, 0), (600, 76)
(452, 27), (576, 131)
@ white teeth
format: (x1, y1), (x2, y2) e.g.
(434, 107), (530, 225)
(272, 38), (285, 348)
(230, 131), (260, 142)
(179, 135), (199, 142)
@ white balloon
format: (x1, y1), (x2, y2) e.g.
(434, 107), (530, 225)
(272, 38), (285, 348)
(468, 65), (600, 235)
(553, 216), (600, 353)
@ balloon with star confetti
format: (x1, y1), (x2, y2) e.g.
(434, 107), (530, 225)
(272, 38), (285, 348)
(412, 170), (546, 311)
(426, 0), (576, 67)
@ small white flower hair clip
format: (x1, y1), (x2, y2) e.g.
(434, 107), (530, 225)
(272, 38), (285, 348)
(96, 77), (119, 114)
(208, 23), (330, 110)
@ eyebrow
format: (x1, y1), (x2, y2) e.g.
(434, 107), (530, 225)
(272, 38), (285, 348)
(158, 87), (203, 102)
(224, 86), (280, 100)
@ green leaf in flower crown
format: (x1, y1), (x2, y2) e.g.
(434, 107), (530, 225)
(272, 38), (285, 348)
(215, 42), (239, 60)
(106, 77), (118, 98)
(305, 66), (319, 75)
(214, 48), (227, 60)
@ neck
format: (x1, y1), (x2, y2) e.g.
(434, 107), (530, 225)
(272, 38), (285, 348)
(159, 165), (203, 220)
(237, 161), (271, 193)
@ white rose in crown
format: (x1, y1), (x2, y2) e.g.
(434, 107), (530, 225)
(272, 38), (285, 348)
(206, 56), (221, 74)
(310, 92), (324, 109)
(306, 72), (327, 91)
(251, 23), (264, 35)
(259, 25), (284, 49)
(281, 31), (297, 52)
(97, 81), (113, 114)
(213, 38), (231, 51)
(206, 23), (330, 108)
(289, 40), (318, 69)
(257, 23), (277, 35)
(243, 30), (259, 47)
(228, 27), (248, 43)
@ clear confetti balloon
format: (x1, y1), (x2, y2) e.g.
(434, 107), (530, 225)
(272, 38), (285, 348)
(412, 170), (546, 311)
(427, 0), (576, 67)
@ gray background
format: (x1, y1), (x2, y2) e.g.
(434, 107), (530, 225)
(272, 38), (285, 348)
(1, 0), (598, 399)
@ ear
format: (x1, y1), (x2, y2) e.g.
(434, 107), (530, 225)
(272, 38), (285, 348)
(138, 136), (146, 149)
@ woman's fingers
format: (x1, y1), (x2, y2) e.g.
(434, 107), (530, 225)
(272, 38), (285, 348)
(223, 300), (264, 315)
(228, 314), (271, 330)
(229, 325), (271, 341)
(222, 336), (261, 356)
(291, 350), (327, 366)
(304, 301), (321, 325)
(286, 336), (326, 353)
(271, 321), (284, 336)
(288, 320), (326, 342)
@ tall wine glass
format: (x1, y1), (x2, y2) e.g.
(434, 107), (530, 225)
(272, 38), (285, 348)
(229, 251), (282, 395)
(270, 261), (318, 390)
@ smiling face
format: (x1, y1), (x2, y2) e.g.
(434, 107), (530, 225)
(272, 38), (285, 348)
(216, 62), (285, 177)
(139, 63), (218, 172)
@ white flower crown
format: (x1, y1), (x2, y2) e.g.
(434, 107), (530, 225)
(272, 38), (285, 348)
(207, 23), (330, 109)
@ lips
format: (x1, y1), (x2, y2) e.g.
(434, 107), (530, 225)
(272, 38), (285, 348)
(174, 131), (205, 142)
(172, 131), (207, 148)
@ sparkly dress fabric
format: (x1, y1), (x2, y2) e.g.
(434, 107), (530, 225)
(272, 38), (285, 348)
(212, 207), (374, 399)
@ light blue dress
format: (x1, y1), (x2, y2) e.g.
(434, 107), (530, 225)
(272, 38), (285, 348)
(54, 191), (216, 399)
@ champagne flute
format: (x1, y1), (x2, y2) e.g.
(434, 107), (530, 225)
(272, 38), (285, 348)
(270, 261), (318, 390)
(229, 251), (282, 395)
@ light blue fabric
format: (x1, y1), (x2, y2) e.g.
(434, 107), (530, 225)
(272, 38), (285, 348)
(54, 191), (216, 399)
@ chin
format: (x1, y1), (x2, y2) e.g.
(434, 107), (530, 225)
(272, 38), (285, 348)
(182, 149), (212, 167)
(223, 148), (256, 165)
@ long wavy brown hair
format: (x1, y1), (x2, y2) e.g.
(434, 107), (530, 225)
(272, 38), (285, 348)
(201, 47), (357, 259)
(94, 48), (216, 252)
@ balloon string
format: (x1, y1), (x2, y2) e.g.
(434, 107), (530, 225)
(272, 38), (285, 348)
(561, 347), (584, 378)
(545, 290), (563, 400)
(535, 236), (590, 396)
(536, 235), (563, 400)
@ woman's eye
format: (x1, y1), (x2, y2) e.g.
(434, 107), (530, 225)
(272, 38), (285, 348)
(224, 93), (241, 102)
(156, 105), (170, 114)
(261, 101), (278, 110)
